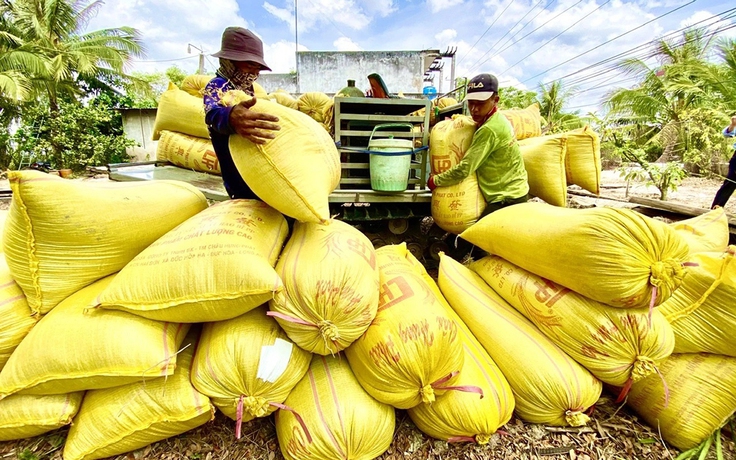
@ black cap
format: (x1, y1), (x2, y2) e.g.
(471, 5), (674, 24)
(212, 27), (271, 71)
(466, 73), (498, 101)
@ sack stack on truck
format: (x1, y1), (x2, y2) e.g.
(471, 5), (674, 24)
(1, 147), (736, 459)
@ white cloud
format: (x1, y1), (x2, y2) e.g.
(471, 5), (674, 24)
(334, 37), (362, 51)
(428, 0), (464, 14)
(263, 40), (308, 73)
(358, 0), (397, 16)
(435, 29), (458, 44)
(263, 0), (372, 32)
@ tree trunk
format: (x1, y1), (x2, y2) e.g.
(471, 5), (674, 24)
(47, 91), (63, 169)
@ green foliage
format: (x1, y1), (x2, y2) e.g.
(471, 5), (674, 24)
(536, 80), (583, 134)
(166, 66), (188, 87)
(18, 449), (39, 460)
(617, 148), (687, 200)
(8, 95), (134, 170)
(454, 77), (468, 102)
(498, 87), (537, 110)
(680, 108), (732, 175)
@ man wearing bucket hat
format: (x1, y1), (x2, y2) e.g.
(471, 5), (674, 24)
(204, 26), (280, 199)
(427, 73), (529, 217)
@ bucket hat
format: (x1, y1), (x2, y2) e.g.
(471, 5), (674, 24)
(212, 27), (271, 71)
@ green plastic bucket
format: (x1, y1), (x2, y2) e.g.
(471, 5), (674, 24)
(368, 124), (414, 192)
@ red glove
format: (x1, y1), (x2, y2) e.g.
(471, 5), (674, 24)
(427, 175), (437, 191)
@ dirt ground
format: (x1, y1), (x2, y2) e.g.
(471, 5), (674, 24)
(0, 168), (734, 460)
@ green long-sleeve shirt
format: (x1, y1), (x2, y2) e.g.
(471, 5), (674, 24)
(434, 112), (529, 204)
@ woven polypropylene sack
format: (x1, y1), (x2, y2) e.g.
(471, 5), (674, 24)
(2, 170), (207, 315)
(0, 392), (83, 441)
(564, 126), (601, 195)
(460, 202), (690, 309)
(471, 255), (675, 386)
(157, 130), (221, 175)
(659, 247), (736, 356)
(63, 329), (213, 460)
(626, 353), (736, 451)
(0, 276), (189, 398)
(152, 82), (210, 140)
(438, 254), (601, 426)
(180, 74), (214, 97)
(409, 278), (514, 441)
(297, 92), (333, 124)
(401, 249), (515, 443)
(269, 91), (299, 109)
(430, 116), (486, 233)
(94, 200), (287, 323)
(518, 135), (568, 207)
(253, 82), (270, 100)
(344, 243), (463, 409)
(275, 355), (395, 460)
(0, 260), (35, 371)
(225, 92), (340, 223)
(670, 207), (730, 255)
(268, 220), (379, 355)
(191, 306), (311, 425)
(499, 104), (541, 140)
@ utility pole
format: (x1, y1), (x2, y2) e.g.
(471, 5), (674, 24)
(188, 44), (205, 74)
(294, 0), (300, 93)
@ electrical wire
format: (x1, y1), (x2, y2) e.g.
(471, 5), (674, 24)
(131, 55), (197, 63)
(467, 0), (548, 68)
(498, 0), (613, 77)
(520, 0), (697, 85)
(457, 0), (519, 66)
(466, 0), (587, 74)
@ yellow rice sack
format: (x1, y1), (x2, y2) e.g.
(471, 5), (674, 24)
(670, 207), (730, 255)
(0, 392), (83, 441)
(0, 276), (189, 398)
(224, 92), (341, 224)
(180, 74), (214, 97)
(471, 255), (675, 386)
(500, 103), (542, 140)
(275, 355), (395, 460)
(460, 202), (690, 309)
(63, 329), (214, 460)
(157, 130), (221, 174)
(430, 116), (486, 233)
(94, 199), (288, 323)
(518, 135), (568, 207)
(0, 260), (35, 371)
(253, 82), (270, 100)
(152, 82), (210, 140)
(270, 91), (299, 109)
(564, 126), (601, 195)
(268, 220), (379, 355)
(626, 353), (736, 451)
(409, 270), (514, 442)
(403, 249), (515, 444)
(3, 170), (207, 315)
(659, 247), (736, 356)
(344, 243), (463, 409)
(0, 209), (7, 243)
(297, 92), (333, 124)
(438, 254), (601, 426)
(191, 306), (311, 429)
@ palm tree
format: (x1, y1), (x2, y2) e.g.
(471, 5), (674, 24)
(537, 80), (583, 134)
(604, 28), (714, 162)
(3, 0), (144, 166)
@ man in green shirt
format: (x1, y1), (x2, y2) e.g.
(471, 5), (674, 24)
(427, 73), (529, 217)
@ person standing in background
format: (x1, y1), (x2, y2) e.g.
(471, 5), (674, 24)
(712, 115), (736, 209)
(203, 26), (280, 200)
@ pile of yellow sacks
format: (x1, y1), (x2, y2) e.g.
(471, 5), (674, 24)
(0, 170), (734, 458)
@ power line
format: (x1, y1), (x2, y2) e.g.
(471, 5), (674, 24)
(520, 0), (697, 85)
(462, 0), (545, 68)
(458, 0), (519, 67)
(132, 56), (197, 63)
(466, 0), (587, 74)
(498, 0), (613, 78)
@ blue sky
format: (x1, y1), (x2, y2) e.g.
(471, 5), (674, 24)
(85, 0), (734, 113)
